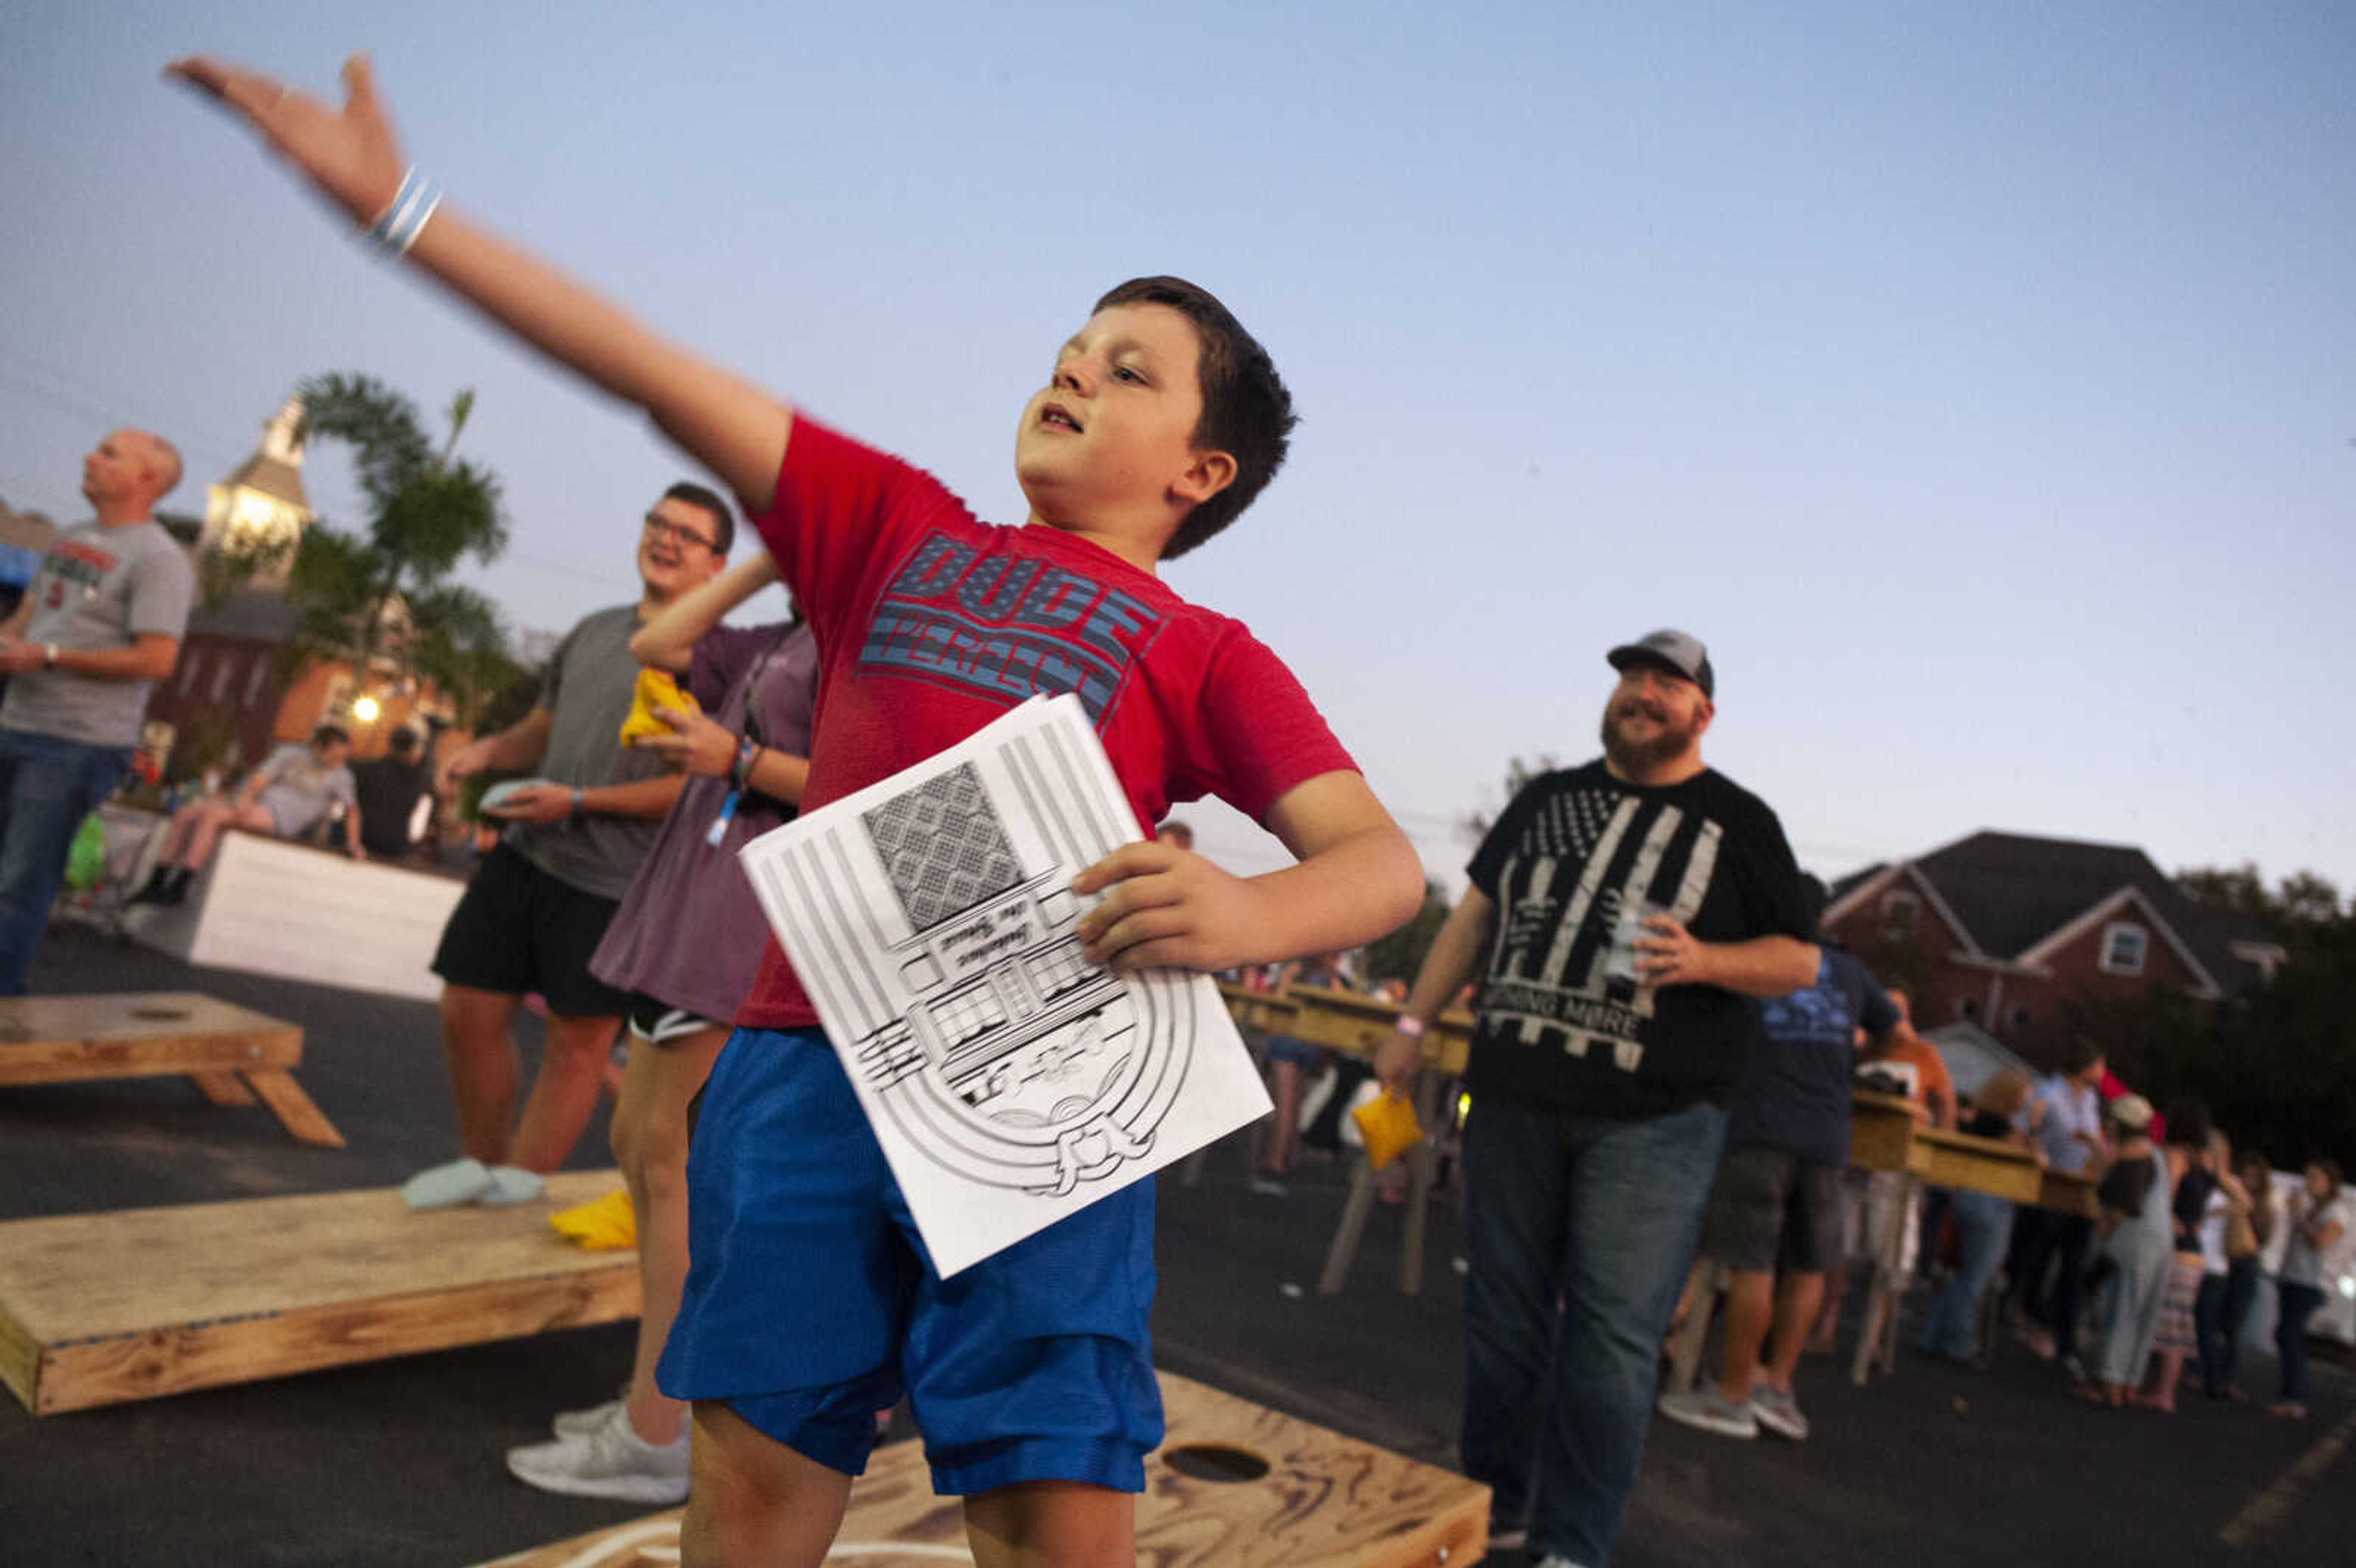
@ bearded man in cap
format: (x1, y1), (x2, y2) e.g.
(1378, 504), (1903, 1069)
(1376, 629), (1819, 1568)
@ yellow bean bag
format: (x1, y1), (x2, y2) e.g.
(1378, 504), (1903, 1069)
(617, 666), (700, 747)
(1350, 1090), (1426, 1173)
(549, 1186), (636, 1250)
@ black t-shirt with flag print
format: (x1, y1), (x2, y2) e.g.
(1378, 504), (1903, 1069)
(1464, 759), (1815, 1121)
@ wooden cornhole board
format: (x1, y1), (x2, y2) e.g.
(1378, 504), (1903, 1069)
(1215, 983), (1477, 1300)
(0, 991), (342, 1147)
(472, 1370), (1490, 1568)
(0, 1169), (636, 1415)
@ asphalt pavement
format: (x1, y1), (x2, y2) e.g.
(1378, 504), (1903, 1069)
(3, 924), (2349, 1566)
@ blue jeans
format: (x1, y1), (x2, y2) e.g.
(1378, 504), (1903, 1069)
(1461, 1096), (1726, 1568)
(2276, 1281), (2323, 1405)
(1919, 1189), (2014, 1361)
(2215, 1254), (2260, 1390)
(0, 728), (130, 994)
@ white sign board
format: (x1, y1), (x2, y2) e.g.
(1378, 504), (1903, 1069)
(738, 694), (1271, 1276)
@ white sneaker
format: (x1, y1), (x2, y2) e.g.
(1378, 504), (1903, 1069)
(1655, 1386), (1758, 1439)
(1750, 1385), (1811, 1441)
(551, 1395), (623, 1439)
(507, 1402), (690, 1504)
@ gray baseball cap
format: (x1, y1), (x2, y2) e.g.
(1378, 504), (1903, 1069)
(1606, 629), (1714, 698)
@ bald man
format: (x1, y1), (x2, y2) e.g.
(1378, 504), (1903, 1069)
(0, 429), (194, 991)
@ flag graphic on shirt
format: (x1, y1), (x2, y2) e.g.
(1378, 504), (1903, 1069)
(1478, 786), (1723, 1075)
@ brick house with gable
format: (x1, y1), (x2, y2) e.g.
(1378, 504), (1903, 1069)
(1825, 831), (2285, 1069)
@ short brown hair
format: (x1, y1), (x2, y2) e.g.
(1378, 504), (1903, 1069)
(1093, 277), (1295, 558)
(661, 480), (734, 555)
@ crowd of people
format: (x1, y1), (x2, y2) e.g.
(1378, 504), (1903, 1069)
(0, 44), (2342, 1568)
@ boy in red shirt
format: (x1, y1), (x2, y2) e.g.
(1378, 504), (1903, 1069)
(172, 54), (1423, 1568)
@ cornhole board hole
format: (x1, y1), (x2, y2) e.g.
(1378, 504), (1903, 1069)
(471, 1370), (1490, 1568)
(0, 991), (342, 1147)
(121, 828), (468, 1002)
(0, 1169), (636, 1415)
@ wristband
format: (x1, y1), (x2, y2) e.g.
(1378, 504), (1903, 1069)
(41, 644), (58, 671)
(731, 735), (759, 794)
(569, 785), (586, 818)
(1393, 1015), (1426, 1039)
(364, 166), (442, 257)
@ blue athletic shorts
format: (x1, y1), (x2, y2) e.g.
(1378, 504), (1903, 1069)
(1262, 1034), (1321, 1069)
(656, 1026), (1163, 1494)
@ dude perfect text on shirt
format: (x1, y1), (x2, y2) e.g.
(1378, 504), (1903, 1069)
(860, 534), (1165, 723)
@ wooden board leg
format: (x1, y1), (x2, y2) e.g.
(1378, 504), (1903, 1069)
(1851, 1173), (1915, 1386)
(1317, 1155), (1379, 1296)
(1667, 1259), (1722, 1396)
(1850, 1278), (1887, 1388)
(1881, 1177), (1918, 1374)
(1398, 1143), (1431, 1296)
(188, 1071), (257, 1107)
(239, 1069), (347, 1148)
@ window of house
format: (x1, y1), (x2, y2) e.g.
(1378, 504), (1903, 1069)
(242, 655), (270, 709)
(209, 652), (236, 705)
(177, 648), (204, 696)
(2012, 1005), (2031, 1031)
(1881, 890), (1919, 940)
(1955, 996), (1979, 1021)
(2099, 923), (2147, 977)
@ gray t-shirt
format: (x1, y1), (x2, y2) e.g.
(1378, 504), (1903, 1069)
(506, 603), (670, 901)
(0, 520), (195, 747)
(252, 743), (358, 839)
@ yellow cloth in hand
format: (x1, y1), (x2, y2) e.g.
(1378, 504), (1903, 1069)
(618, 667), (699, 747)
(1351, 1090), (1425, 1173)
(549, 1186), (636, 1250)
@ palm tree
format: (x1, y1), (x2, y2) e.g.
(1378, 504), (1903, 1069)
(283, 373), (524, 729)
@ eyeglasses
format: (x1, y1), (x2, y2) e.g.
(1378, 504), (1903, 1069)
(642, 513), (721, 551)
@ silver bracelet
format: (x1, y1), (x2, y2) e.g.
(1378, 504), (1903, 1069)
(364, 166), (442, 258)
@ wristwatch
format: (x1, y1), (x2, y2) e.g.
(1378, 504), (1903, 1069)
(40, 644), (58, 670)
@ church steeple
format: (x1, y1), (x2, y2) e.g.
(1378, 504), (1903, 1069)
(199, 394), (314, 590)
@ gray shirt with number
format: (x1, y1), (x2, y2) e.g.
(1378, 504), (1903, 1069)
(505, 603), (671, 901)
(1, 520), (194, 748)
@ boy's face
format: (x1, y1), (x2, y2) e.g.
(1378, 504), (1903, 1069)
(1015, 302), (1228, 532)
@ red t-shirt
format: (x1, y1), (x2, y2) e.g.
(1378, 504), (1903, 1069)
(734, 416), (1358, 1029)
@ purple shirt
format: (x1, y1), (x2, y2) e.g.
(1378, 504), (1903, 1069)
(590, 621), (817, 1020)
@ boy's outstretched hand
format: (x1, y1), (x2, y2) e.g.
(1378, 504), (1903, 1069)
(1073, 841), (1269, 975)
(166, 54), (404, 225)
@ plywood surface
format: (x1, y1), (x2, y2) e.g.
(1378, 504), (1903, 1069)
(474, 1370), (1487, 1568)
(1848, 1091), (1919, 1174)
(0, 991), (300, 1083)
(0, 1170), (636, 1413)
(1909, 1126), (2045, 1204)
(1220, 983), (1474, 1076)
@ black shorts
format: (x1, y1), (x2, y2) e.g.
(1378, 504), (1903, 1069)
(431, 843), (631, 1018)
(625, 993), (724, 1047)
(1699, 1143), (1842, 1274)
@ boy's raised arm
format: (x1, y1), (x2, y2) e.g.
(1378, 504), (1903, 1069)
(166, 55), (790, 514)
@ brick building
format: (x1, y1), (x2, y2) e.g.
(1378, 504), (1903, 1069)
(1825, 831), (2284, 1069)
